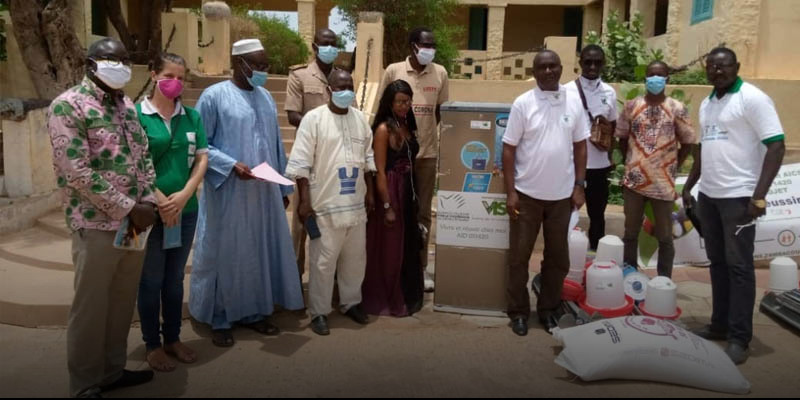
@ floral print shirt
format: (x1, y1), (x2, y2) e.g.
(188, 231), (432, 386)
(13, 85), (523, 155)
(47, 77), (157, 231)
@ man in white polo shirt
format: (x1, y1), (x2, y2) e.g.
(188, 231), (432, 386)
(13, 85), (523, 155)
(379, 27), (449, 292)
(565, 44), (618, 251)
(503, 50), (589, 336)
(682, 47), (785, 365)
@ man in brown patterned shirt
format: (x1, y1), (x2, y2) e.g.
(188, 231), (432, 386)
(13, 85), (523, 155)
(616, 61), (696, 277)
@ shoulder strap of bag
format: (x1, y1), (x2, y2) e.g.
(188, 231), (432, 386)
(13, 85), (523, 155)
(574, 78), (595, 121)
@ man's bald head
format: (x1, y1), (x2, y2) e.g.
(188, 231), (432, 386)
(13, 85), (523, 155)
(533, 50), (561, 68)
(328, 70), (353, 90)
(532, 50), (563, 91)
(314, 29), (337, 46)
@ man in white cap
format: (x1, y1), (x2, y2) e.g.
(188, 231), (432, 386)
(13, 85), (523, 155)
(189, 39), (304, 347)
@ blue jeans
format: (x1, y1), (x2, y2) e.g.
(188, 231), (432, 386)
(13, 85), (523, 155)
(697, 193), (756, 347)
(138, 212), (198, 350)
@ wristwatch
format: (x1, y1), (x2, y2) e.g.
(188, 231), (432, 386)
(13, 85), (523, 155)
(751, 199), (767, 209)
(383, 202), (392, 210)
(575, 180), (587, 188)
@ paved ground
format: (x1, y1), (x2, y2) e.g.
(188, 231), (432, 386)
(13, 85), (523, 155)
(1, 210), (799, 397)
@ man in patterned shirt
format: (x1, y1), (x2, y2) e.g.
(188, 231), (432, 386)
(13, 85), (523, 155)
(616, 60), (695, 277)
(47, 38), (157, 398)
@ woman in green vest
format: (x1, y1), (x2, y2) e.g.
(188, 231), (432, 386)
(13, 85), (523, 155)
(136, 53), (208, 372)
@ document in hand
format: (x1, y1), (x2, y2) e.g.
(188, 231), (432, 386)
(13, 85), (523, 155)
(251, 162), (295, 186)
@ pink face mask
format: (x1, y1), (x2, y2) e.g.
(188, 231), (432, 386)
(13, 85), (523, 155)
(157, 78), (184, 99)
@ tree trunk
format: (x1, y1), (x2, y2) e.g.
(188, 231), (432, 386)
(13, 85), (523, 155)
(41, 0), (86, 92)
(9, 0), (84, 100)
(147, 0), (164, 62)
(105, 0), (136, 52)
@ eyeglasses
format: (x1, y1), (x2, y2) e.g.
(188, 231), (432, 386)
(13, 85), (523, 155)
(706, 62), (737, 70)
(393, 99), (412, 106)
(416, 43), (437, 49)
(91, 57), (132, 67)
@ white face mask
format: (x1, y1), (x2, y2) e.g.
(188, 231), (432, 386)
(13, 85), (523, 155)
(93, 60), (132, 89)
(415, 45), (436, 66)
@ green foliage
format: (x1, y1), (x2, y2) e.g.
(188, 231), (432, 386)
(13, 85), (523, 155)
(249, 14), (310, 75)
(668, 68), (709, 85)
(334, 0), (464, 75)
(229, 7), (310, 75)
(585, 10), (648, 83)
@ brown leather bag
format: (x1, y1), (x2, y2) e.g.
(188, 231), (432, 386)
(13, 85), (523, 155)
(575, 78), (614, 152)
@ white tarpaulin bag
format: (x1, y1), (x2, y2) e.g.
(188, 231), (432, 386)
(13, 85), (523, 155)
(553, 316), (750, 394)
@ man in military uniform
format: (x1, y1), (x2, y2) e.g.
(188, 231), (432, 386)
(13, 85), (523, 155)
(285, 28), (340, 280)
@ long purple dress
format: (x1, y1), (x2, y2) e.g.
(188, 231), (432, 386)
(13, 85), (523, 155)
(362, 137), (423, 316)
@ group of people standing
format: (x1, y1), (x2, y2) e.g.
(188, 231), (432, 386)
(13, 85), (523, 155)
(47, 23), (783, 398)
(47, 26), (448, 397)
(503, 42), (785, 371)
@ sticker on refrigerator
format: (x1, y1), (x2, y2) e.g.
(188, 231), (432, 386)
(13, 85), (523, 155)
(436, 191), (510, 249)
(461, 141), (490, 171)
(470, 120), (492, 130)
(463, 173), (492, 193)
(493, 113), (509, 173)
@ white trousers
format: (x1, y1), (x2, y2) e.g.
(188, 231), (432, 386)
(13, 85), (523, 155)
(308, 222), (367, 317)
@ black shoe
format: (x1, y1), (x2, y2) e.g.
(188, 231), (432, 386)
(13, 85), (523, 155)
(725, 342), (750, 365)
(693, 325), (728, 341)
(538, 312), (558, 333)
(99, 369), (154, 393)
(511, 318), (528, 336)
(345, 305), (369, 325)
(310, 315), (330, 336)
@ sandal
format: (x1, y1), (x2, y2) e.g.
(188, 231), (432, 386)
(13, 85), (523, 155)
(146, 348), (176, 372)
(164, 342), (197, 364)
(241, 319), (281, 336)
(211, 329), (235, 347)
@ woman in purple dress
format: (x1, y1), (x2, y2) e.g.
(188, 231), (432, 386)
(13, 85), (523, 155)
(361, 80), (423, 316)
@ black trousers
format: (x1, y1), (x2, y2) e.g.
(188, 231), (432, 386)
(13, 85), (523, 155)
(585, 167), (611, 250)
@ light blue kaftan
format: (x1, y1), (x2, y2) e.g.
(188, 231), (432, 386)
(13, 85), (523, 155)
(190, 80), (304, 329)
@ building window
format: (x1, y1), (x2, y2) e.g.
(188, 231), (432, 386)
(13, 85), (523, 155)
(474, 65), (483, 75)
(91, 0), (108, 36)
(691, 0), (714, 25)
(654, 0), (669, 36)
(468, 7), (488, 51)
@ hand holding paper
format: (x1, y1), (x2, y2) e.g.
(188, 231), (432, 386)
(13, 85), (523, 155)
(251, 162), (295, 186)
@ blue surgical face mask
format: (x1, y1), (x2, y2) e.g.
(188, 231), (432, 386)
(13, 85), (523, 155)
(241, 58), (268, 88)
(645, 75), (667, 94)
(330, 88), (355, 109)
(317, 45), (340, 65)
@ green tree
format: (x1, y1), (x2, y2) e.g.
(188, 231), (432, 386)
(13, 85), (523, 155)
(585, 10), (648, 83)
(229, 8), (309, 75)
(334, 0), (463, 74)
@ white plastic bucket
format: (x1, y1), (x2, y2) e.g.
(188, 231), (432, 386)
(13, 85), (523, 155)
(568, 229), (589, 269)
(596, 235), (624, 266)
(644, 276), (678, 317)
(586, 261), (625, 309)
(769, 257), (798, 294)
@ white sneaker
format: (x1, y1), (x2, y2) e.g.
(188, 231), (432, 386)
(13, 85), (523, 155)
(424, 271), (435, 292)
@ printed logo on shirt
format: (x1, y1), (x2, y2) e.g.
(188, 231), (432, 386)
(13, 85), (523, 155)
(413, 104), (435, 115)
(338, 167), (359, 195)
(601, 96), (608, 105)
(701, 124), (729, 142)
(561, 115), (573, 125)
(423, 86), (438, 93)
(187, 132), (197, 168)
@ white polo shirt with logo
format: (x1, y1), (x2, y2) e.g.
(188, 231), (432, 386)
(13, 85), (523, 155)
(503, 86), (590, 201)
(565, 76), (618, 169)
(699, 78), (784, 199)
(379, 57), (449, 159)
